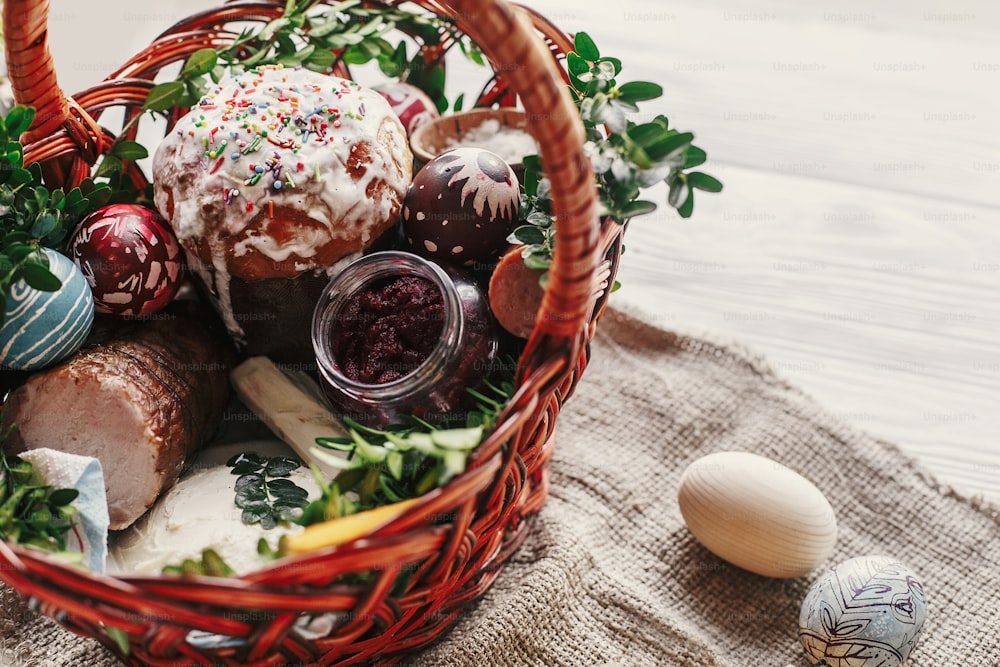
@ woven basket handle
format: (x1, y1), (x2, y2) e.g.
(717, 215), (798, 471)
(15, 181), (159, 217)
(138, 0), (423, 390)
(2, 0), (71, 143)
(416, 0), (603, 360)
(2, 0), (601, 355)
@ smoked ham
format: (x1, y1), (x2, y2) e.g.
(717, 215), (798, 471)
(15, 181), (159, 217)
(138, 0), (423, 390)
(1, 315), (231, 530)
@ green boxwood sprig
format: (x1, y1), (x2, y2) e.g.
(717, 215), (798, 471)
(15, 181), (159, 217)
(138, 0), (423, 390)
(142, 0), (484, 118)
(226, 452), (310, 530)
(0, 441), (81, 558)
(511, 31), (723, 278)
(0, 105), (114, 328)
(303, 372), (514, 526)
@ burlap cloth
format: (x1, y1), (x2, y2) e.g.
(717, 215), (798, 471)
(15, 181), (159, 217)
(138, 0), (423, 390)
(3, 305), (998, 666)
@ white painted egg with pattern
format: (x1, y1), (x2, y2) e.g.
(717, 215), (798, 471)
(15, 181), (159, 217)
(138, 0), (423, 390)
(799, 555), (927, 666)
(0, 248), (95, 370)
(677, 451), (837, 578)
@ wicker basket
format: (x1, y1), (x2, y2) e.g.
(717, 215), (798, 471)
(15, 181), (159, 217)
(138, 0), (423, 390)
(0, 0), (623, 664)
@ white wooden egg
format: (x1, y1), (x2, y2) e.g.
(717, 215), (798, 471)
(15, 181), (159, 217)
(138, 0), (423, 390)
(677, 451), (837, 578)
(0, 248), (95, 370)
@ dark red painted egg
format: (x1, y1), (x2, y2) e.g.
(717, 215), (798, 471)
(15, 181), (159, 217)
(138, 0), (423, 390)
(402, 147), (520, 266)
(372, 81), (439, 135)
(68, 204), (185, 316)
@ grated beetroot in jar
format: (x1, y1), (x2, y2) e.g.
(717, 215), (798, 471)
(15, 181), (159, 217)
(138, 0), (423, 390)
(313, 251), (497, 428)
(332, 275), (445, 384)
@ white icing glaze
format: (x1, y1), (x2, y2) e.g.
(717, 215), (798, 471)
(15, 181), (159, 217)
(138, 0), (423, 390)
(152, 65), (411, 270)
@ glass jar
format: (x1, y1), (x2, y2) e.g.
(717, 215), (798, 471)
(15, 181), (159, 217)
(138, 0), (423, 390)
(312, 251), (498, 428)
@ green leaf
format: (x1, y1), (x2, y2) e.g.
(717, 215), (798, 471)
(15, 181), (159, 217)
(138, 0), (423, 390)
(227, 452), (265, 475)
(341, 45), (376, 65)
(620, 199), (658, 218)
(522, 250), (552, 271)
(351, 430), (389, 463)
(512, 225), (546, 246)
(667, 177), (686, 208)
(201, 549), (236, 577)
(234, 474), (267, 501)
(617, 81), (663, 103)
(278, 44), (316, 67)
(181, 49), (219, 78)
(628, 122), (667, 148)
(143, 81), (185, 112)
(385, 451), (404, 480)
(522, 154), (541, 197)
(7, 243), (34, 263)
(272, 499), (306, 516)
(111, 141), (149, 161)
(48, 488), (79, 506)
(379, 475), (405, 502)
(20, 261), (62, 291)
(236, 495), (269, 513)
(241, 507), (268, 525)
(7, 167), (33, 187)
(305, 48), (337, 71)
(267, 478), (309, 499)
(257, 537), (279, 560)
(677, 185), (695, 218)
(179, 79), (207, 108)
(682, 145), (708, 169)
(430, 427), (483, 451)
(599, 57), (623, 76)
(4, 106), (35, 138)
(567, 52), (590, 77)
(264, 456), (301, 478)
(86, 184), (113, 210)
(644, 131), (694, 162)
(260, 17), (289, 41)
(442, 450), (468, 477)
(94, 155), (123, 179)
(104, 627), (131, 656)
(49, 188), (66, 211)
(573, 32), (600, 61)
(687, 171), (723, 193)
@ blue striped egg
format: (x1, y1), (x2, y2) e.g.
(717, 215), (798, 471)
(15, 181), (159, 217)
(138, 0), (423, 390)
(1, 248), (95, 370)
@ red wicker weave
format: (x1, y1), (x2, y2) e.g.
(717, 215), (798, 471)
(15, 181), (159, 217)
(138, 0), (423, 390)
(0, 1), (623, 664)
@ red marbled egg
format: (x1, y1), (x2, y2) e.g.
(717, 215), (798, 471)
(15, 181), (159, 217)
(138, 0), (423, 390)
(68, 204), (185, 316)
(402, 147), (520, 266)
(372, 81), (439, 136)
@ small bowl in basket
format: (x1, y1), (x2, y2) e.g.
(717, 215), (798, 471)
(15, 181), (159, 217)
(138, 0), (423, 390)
(409, 107), (534, 183)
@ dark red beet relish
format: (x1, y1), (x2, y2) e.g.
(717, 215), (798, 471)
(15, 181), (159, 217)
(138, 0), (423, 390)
(331, 275), (445, 384)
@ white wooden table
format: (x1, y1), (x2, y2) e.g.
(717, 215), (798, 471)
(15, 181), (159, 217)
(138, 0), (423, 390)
(36, 0), (1000, 504)
(537, 0), (1000, 503)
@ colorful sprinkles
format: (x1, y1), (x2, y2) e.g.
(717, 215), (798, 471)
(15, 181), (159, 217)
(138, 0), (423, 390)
(182, 65), (370, 207)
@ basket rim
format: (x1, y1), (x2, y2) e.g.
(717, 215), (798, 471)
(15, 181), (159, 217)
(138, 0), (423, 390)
(0, 0), (613, 662)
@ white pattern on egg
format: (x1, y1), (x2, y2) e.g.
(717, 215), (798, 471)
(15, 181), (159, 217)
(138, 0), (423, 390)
(0, 249), (94, 370)
(446, 157), (518, 222)
(799, 556), (927, 667)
